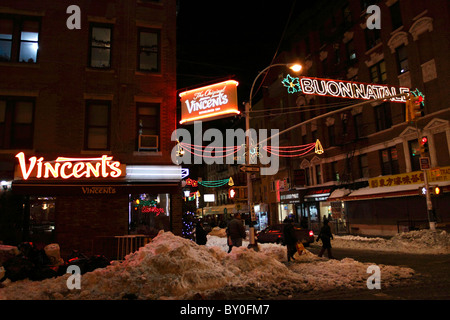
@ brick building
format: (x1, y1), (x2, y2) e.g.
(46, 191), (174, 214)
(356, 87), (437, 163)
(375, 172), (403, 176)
(252, 0), (450, 236)
(0, 0), (183, 258)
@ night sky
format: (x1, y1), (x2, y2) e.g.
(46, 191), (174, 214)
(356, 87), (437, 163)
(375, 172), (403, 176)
(176, 1), (301, 107)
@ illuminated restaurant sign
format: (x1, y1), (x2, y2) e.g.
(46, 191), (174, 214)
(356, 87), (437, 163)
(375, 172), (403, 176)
(179, 80), (240, 124)
(15, 152), (125, 180)
(298, 76), (410, 103)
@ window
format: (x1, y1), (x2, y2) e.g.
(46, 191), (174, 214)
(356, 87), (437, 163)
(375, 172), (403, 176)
(315, 164), (322, 184)
(0, 16), (40, 63)
(0, 97), (34, 149)
(89, 25), (112, 68)
(374, 103), (392, 131)
(380, 147), (399, 175)
(346, 39), (356, 62)
(365, 27), (381, 50)
(138, 29), (160, 72)
(342, 4), (352, 29)
(358, 154), (369, 178)
(328, 124), (335, 146)
(353, 112), (364, 138)
(390, 1), (403, 30)
(85, 101), (110, 150)
(331, 161), (339, 181)
(395, 45), (409, 74)
(417, 32), (433, 64)
(369, 60), (387, 84)
(137, 103), (160, 150)
(305, 168), (311, 186)
(408, 139), (421, 171)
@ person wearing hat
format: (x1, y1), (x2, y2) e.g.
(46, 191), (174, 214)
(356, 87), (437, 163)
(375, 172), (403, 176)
(317, 219), (335, 259)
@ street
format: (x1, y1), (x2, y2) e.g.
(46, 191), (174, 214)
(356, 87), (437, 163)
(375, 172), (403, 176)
(295, 246), (450, 300)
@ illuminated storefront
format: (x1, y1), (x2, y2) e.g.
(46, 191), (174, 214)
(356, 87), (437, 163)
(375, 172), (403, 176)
(11, 152), (186, 257)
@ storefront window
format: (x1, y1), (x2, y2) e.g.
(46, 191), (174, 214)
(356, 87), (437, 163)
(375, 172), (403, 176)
(29, 197), (56, 244)
(129, 193), (170, 237)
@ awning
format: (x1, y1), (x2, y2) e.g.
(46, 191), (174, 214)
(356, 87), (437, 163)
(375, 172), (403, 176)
(339, 180), (450, 201)
(303, 186), (335, 202)
(11, 180), (180, 196)
(327, 188), (351, 201)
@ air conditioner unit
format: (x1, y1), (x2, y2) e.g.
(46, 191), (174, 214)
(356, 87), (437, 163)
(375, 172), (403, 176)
(139, 135), (159, 150)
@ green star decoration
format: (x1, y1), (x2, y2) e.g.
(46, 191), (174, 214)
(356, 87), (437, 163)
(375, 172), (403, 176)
(411, 88), (425, 106)
(282, 74), (302, 94)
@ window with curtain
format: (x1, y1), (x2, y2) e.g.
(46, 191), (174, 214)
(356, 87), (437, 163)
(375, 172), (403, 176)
(89, 24), (112, 68)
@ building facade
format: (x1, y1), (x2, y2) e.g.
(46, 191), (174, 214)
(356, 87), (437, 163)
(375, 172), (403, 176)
(0, 0), (182, 258)
(253, 0), (450, 236)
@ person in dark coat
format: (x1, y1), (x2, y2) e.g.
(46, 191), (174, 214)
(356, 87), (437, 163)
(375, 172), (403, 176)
(283, 218), (298, 262)
(195, 221), (208, 245)
(226, 213), (246, 253)
(317, 219), (335, 259)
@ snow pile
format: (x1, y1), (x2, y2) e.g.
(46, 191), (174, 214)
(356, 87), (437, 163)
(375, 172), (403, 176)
(207, 227), (227, 237)
(0, 232), (415, 300)
(332, 230), (450, 254)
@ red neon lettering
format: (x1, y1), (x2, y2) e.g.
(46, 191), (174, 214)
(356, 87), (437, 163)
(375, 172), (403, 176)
(15, 152), (122, 180)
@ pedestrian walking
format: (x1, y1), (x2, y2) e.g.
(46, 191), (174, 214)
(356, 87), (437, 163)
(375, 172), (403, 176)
(195, 221), (207, 245)
(226, 213), (246, 253)
(283, 218), (298, 262)
(317, 219), (335, 259)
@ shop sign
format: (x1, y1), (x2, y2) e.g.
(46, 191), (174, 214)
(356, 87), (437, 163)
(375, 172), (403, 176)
(299, 76), (409, 103)
(280, 192), (301, 204)
(179, 80), (240, 125)
(369, 171), (425, 188)
(15, 152), (124, 180)
(81, 186), (117, 194)
(368, 167), (450, 188)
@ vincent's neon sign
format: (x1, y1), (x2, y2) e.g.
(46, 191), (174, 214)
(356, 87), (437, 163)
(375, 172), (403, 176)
(15, 152), (123, 180)
(179, 80), (240, 125)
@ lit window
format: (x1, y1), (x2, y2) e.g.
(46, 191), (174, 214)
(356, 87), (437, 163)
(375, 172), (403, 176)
(0, 16), (40, 63)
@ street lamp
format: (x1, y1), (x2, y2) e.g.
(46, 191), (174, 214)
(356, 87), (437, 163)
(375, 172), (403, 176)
(245, 62), (302, 249)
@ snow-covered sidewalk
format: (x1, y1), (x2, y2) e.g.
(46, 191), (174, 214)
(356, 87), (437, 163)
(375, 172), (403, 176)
(331, 229), (450, 254)
(1, 229), (435, 300)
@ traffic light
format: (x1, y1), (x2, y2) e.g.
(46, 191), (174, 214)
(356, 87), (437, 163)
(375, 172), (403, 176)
(432, 186), (441, 196)
(228, 187), (236, 199)
(419, 136), (429, 157)
(406, 90), (425, 122)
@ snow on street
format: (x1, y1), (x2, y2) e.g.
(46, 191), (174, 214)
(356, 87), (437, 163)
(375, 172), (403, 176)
(1, 228), (448, 300)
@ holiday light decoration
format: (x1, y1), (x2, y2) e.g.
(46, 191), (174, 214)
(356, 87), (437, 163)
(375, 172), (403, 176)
(183, 177), (234, 188)
(282, 74), (302, 94)
(179, 142), (243, 159)
(263, 140), (324, 157)
(410, 88), (425, 107)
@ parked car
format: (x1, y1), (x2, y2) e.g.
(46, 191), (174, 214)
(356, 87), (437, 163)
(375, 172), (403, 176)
(256, 223), (315, 246)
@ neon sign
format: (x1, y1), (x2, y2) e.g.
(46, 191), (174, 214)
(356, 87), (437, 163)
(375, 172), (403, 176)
(179, 80), (240, 124)
(15, 152), (124, 180)
(296, 76), (409, 103)
(141, 206), (165, 215)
